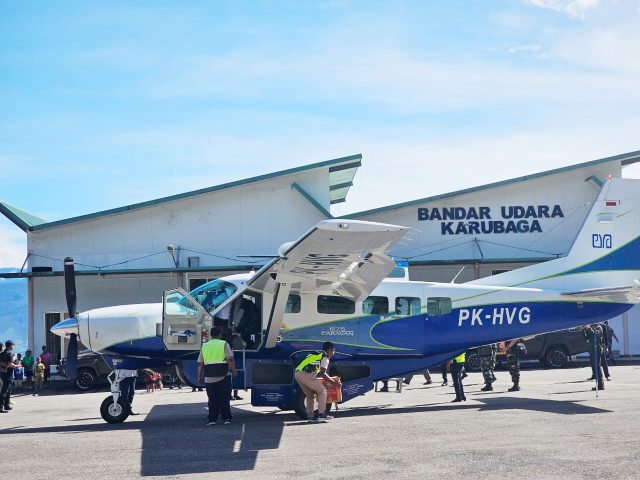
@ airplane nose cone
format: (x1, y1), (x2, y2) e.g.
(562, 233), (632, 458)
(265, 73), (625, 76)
(50, 317), (79, 337)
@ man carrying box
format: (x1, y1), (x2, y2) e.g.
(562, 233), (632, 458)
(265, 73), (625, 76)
(294, 341), (340, 423)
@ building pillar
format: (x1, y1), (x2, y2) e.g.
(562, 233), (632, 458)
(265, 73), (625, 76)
(28, 276), (34, 350)
(622, 312), (630, 356)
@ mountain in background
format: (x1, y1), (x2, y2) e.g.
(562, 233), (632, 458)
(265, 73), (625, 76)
(0, 269), (27, 352)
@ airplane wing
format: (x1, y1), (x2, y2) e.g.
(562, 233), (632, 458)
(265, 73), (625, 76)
(248, 219), (409, 300)
(212, 219), (409, 348)
(560, 280), (640, 303)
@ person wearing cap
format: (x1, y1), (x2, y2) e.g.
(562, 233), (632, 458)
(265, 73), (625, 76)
(0, 340), (19, 412)
(22, 349), (34, 391)
(294, 341), (340, 423)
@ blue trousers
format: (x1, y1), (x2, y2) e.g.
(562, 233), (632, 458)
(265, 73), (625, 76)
(451, 361), (465, 400)
(206, 376), (232, 422)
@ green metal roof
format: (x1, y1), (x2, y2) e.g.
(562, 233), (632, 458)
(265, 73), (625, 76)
(329, 160), (361, 204)
(0, 201), (47, 232)
(344, 150), (640, 218)
(1, 154), (361, 232)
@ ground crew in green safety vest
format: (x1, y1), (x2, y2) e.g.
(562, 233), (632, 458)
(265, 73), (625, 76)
(294, 341), (340, 423)
(450, 351), (466, 403)
(197, 326), (237, 425)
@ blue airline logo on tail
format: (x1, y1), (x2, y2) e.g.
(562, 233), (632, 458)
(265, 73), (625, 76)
(592, 234), (612, 249)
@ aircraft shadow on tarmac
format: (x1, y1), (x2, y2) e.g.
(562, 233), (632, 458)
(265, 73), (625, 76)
(331, 396), (611, 419)
(0, 396), (612, 476)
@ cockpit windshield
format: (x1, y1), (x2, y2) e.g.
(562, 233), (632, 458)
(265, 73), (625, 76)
(189, 279), (238, 314)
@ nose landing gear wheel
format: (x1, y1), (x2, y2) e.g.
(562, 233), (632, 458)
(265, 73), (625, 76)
(100, 396), (130, 423)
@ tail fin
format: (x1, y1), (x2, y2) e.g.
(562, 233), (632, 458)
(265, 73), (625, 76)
(470, 178), (640, 291)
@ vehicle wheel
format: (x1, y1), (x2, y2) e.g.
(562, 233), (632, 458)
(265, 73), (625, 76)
(293, 388), (308, 419)
(545, 346), (569, 368)
(293, 389), (333, 419)
(465, 353), (481, 372)
(75, 368), (97, 391)
(100, 396), (130, 423)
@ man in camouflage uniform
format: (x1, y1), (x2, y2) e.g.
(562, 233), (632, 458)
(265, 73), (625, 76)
(479, 343), (498, 391)
(601, 320), (618, 371)
(504, 339), (522, 392)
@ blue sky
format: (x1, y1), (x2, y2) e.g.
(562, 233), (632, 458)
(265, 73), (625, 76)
(2, 0), (640, 266)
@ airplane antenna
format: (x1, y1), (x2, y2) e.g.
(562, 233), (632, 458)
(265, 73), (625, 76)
(450, 266), (466, 284)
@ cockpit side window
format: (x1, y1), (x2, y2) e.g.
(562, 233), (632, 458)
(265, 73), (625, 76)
(189, 279), (238, 314)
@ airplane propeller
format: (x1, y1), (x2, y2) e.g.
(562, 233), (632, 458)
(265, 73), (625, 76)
(63, 257), (78, 380)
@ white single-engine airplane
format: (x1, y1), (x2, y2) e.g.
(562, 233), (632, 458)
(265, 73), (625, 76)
(52, 178), (640, 423)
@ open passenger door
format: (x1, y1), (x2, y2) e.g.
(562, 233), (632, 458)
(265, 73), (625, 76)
(162, 288), (212, 351)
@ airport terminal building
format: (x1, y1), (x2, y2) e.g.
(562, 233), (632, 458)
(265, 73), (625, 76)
(2, 150), (640, 360)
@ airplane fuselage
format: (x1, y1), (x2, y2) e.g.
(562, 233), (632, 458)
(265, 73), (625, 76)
(84, 276), (632, 408)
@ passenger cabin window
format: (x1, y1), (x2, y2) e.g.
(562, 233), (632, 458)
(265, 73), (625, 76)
(362, 296), (389, 315)
(395, 297), (421, 316)
(427, 297), (452, 316)
(285, 294), (301, 314)
(317, 295), (355, 315)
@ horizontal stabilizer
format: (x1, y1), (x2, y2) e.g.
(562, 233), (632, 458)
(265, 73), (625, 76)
(561, 280), (640, 303)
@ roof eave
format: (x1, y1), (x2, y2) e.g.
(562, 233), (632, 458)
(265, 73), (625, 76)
(29, 154), (362, 232)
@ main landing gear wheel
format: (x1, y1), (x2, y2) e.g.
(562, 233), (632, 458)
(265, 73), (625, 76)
(100, 396), (130, 423)
(293, 389), (333, 420)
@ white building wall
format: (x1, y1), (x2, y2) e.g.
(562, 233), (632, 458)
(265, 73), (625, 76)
(356, 165), (618, 263)
(27, 172), (328, 273)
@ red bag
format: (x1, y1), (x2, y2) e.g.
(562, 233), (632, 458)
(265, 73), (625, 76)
(322, 376), (343, 403)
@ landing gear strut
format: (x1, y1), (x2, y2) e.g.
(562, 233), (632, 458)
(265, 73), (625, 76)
(100, 370), (130, 423)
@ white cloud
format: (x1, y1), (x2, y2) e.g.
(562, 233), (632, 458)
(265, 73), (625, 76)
(526, 0), (600, 19)
(508, 44), (542, 54)
(0, 221), (27, 268)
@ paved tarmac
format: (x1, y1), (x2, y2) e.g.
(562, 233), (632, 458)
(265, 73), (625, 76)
(1, 365), (639, 480)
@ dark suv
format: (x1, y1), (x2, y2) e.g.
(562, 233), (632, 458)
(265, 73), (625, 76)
(59, 349), (113, 391)
(466, 328), (591, 370)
